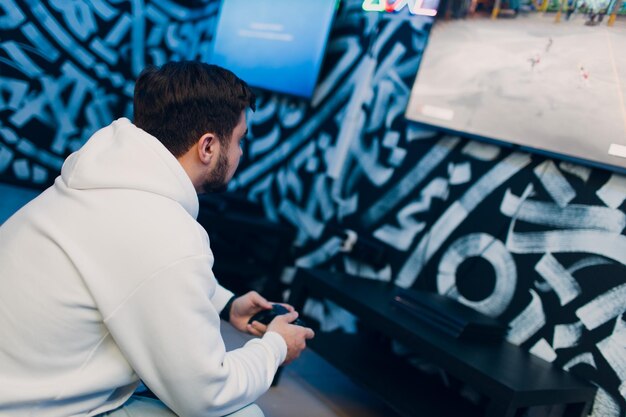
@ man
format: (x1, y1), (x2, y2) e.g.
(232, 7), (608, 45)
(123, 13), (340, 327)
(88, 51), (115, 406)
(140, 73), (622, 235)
(0, 61), (315, 417)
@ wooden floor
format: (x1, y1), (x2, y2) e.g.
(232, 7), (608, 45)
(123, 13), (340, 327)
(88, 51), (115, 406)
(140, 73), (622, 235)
(222, 322), (400, 417)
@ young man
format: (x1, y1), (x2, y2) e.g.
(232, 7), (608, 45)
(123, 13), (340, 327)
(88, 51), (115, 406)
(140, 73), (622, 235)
(0, 61), (314, 417)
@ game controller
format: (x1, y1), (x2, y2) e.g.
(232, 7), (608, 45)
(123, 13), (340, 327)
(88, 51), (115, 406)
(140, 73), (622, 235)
(248, 304), (306, 326)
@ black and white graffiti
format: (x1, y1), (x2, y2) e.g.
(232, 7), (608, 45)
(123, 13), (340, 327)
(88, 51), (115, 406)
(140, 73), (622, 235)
(232, 2), (626, 415)
(1, 1), (624, 415)
(0, 0), (217, 186)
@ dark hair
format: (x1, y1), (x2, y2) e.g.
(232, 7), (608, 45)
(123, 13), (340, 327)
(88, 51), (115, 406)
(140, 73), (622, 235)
(133, 61), (256, 157)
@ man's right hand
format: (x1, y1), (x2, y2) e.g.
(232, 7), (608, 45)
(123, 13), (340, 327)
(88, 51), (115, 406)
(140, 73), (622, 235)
(266, 311), (315, 365)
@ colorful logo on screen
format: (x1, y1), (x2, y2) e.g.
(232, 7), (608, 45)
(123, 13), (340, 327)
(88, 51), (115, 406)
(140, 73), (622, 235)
(362, 0), (438, 16)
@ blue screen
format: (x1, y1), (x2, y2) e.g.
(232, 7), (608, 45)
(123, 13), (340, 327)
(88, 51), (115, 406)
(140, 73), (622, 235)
(211, 0), (338, 98)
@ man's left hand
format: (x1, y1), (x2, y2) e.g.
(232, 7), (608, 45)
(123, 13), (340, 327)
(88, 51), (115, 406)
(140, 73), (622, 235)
(229, 291), (280, 336)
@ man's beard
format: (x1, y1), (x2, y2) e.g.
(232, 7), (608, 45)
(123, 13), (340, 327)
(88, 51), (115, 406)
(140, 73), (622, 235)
(202, 150), (230, 193)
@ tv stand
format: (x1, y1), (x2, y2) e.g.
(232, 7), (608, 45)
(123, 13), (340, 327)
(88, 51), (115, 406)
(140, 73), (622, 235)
(286, 268), (597, 417)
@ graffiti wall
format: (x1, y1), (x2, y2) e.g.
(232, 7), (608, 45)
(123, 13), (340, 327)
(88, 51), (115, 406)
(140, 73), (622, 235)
(0, 0), (217, 187)
(1, 1), (624, 415)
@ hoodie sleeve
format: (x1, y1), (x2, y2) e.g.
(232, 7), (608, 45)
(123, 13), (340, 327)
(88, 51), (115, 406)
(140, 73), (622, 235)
(102, 255), (287, 417)
(211, 282), (235, 314)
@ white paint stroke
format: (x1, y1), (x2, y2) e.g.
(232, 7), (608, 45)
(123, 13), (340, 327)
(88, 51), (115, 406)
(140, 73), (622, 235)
(563, 352), (596, 371)
(279, 200), (324, 242)
(406, 123), (438, 142)
(506, 229), (626, 265)
(559, 161), (591, 183)
(328, 55), (376, 181)
(535, 253), (582, 306)
(448, 162), (471, 185)
(343, 256), (392, 282)
(567, 256), (614, 275)
(576, 282), (626, 330)
(461, 140), (501, 161)
(530, 338), (557, 362)
(506, 290), (546, 346)
(500, 189), (626, 232)
(437, 233), (517, 317)
(295, 237), (343, 268)
(350, 134), (394, 186)
(249, 95), (278, 125)
(249, 123), (281, 158)
(590, 387), (621, 417)
(312, 36), (361, 108)
(596, 317), (626, 383)
(596, 173), (626, 209)
(554, 322), (584, 349)
(534, 160), (576, 208)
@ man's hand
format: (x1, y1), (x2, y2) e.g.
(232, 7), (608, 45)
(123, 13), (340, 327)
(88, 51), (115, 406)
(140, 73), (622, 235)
(229, 291), (290, 335)
(228, 291), (314, 363)
(267, 312), (315, 365)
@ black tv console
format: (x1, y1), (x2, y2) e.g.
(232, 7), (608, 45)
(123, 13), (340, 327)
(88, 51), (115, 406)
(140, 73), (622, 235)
(286, 268), (597, 417)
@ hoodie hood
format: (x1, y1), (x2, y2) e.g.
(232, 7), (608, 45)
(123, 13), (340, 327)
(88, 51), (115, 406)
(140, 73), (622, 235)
(61, 118), (199, 218)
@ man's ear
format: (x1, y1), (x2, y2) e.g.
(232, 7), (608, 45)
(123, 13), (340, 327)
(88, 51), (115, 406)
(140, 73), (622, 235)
(197, 133), (219, 165)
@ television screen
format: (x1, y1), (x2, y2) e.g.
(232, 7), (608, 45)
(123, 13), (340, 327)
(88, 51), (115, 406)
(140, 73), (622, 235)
(405, 12), (626, 173)
(211, 0), (338, 99)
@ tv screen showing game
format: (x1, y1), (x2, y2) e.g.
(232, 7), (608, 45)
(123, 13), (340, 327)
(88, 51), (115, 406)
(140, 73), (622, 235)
(211, 0), (338, 99)
(405, 12), (626, 173)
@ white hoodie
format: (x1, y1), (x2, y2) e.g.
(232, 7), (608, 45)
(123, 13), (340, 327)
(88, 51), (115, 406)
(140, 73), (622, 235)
(0, 118), (287, 417)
